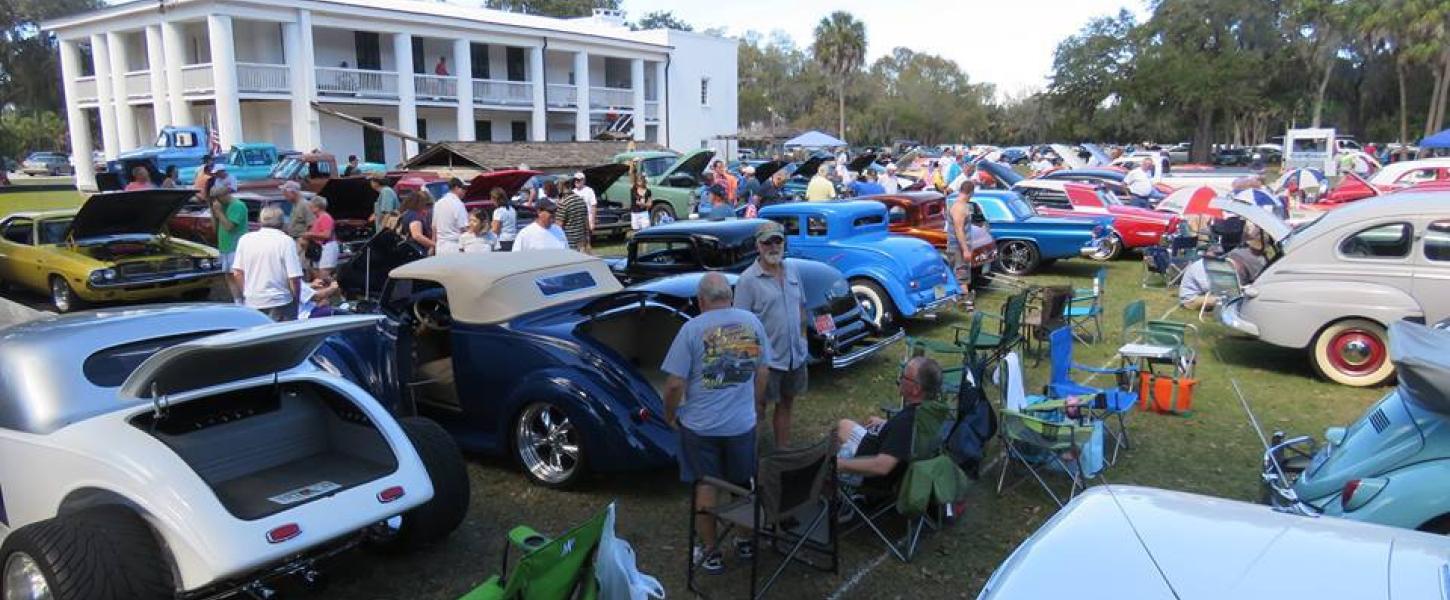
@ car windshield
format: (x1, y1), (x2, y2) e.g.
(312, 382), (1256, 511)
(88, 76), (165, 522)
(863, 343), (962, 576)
(1004, 194), (1036, 219)
(38, 219), (71, 244)
(639, 156), (674, 177)
(270, 157), (303, 179)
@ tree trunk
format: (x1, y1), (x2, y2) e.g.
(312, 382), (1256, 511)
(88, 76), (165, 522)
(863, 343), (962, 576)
(1191, 106), (1214, 164)
(1311, 61), (1334, 128)
(1397, 61), (1410, 160)
(1427, 63), (1444, 138)
(836, 82), (846, 142)
(1435, 53), (1450, 133)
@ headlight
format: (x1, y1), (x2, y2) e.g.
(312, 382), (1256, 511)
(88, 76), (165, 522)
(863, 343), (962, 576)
(829, 279), (850, 298)
(89, 268), (117, 283)
(1243, 285), (1259, 298)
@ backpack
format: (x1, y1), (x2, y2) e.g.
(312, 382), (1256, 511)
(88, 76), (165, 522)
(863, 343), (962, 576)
(941, 359), (997, 479)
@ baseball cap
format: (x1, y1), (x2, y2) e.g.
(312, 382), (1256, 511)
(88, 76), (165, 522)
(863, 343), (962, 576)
(278, 180), (302, 193)
(742, 165), (756, 174)
(536, 199), (557, 212)
(755, 221), (785, 242)
(886, 163), (897, 171)
(573, 172), (585, 180)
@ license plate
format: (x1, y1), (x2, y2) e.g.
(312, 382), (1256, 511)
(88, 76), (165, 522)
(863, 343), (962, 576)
(934, 285), (946, 299)
(268, 481), (342, 505)
(814, 314), (836, 334)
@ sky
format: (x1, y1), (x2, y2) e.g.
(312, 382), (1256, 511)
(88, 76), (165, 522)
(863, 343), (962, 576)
(621, 0), (1150, 100)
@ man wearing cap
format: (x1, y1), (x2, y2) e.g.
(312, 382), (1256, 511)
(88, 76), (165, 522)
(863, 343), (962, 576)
(758, 169), (787, 207)
(279, 181), (315, 260)
(733, 221), (809, 448)
(512, 199), (567, 251)
(880, 163), (900, 194)
(369, 175), (400, 233)
(208, 164), (238, 196)
(557, 181), (592, 252)
(209, 186), (248, 303)
(570, 172), (597, 254)
(432, 177), (469, 254)
(704, 184), (735, 220)
(739, 165), (760, 206)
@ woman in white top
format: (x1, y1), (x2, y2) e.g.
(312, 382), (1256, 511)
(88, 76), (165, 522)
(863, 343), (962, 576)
(460, 208), (497, 253)
(488, 187), (519, 251)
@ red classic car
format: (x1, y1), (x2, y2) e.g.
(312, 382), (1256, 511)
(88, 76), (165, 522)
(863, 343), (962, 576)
(1321, 160), (1450, 205)
(1011, 179), (1178, 260)
(864, 192), (998, 274)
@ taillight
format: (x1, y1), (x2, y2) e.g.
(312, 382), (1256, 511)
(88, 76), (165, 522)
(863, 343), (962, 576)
(377, 486), (405, 503)
(267, 523), (302, 544)
(634, 408), (652, 423)
(1340, 479), (1361, 510)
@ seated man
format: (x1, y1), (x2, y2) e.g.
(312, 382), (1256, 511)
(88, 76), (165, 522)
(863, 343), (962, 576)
(1178, 227), (1268, 310)
(836, 356), (942, 487)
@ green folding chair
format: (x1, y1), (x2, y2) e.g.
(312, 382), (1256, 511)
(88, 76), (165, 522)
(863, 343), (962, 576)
(1120, 299), (1199, 378)
(1063, 268), (1106, 343)
(460, 505), (610, 600)
(968, 291), (1028, 371)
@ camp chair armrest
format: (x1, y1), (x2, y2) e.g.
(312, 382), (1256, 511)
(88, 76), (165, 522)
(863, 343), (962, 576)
(1071, 362), (1136, 375)
(701, 476), (753, 498)
(507, 525), (551, 551)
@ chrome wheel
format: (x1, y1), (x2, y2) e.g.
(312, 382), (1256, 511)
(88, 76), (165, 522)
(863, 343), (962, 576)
(1089, 234), (1122, 261)
(996, 240), (1039, 275)
(3, 552), (51, 600)
(48, 277), (73, 313)
(516, 402), (581, 486)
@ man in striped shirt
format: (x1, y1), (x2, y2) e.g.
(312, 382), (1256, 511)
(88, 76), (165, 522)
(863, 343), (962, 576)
(557, 181), (591, 253)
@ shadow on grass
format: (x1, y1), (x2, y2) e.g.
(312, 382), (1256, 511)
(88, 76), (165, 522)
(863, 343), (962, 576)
(1212, 335), (1318, 380)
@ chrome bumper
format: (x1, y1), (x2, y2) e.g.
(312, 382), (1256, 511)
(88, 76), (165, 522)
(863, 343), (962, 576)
(913, 293), (959, 317)
(1260, 434), (1320, 517)
(831, 328), (905, 369)
(1218, 298), (1260, 337)
(88, 269), (221, 290)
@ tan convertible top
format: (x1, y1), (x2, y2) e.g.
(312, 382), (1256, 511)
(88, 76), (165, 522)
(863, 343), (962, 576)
(389, 250), (622, 324)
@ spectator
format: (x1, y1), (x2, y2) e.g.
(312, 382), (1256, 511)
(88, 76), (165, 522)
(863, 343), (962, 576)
(342, 155), (361, 177)
(733, 220), (808, 448)
(571, 172), (597, 254)
(124, 165), (154, 191)
(1123, 157), (1154, 208)
(805, 162), (837, 201)
(160, 165), (179, 189)
(711, 160), (738, 202)
(435, 56), (449, 76)
(302, 196), (339, 279)
(849, 169), (886, 197)
(946, 180), (977, 310)
(298, 277), (342, 320)
(369, 175), (400, 233)
(194, 155), (215, 195)
(231, 205), (303, 321)
(705, 185), (734, 220)
(280, 181), (315, 244)
(739, 165), (760, 206)
(694, 171), (716, 215)
(1178, 228), (1268, 310)
(489, 186), (519, 251)
(433, 177), (469, 254)
(836, 356), (941, 485)
(399, 190), (435, 254)
(210, 188), (248, 302)
(941, 149), (963, 188)
(662, 272), (770, 574)
(629, 172), (653, 233)
(539, 179), (560, 206)
(880, 163), (900, 194)
(208, 165), (238, 195)
(557, 182), (591, 251)
(512, 200), (567, 251)
(459, 208), (497, 253)
(758, 169), (787, 207)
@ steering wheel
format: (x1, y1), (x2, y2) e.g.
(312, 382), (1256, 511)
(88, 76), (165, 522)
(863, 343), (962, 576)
(412, 298), (452, 332)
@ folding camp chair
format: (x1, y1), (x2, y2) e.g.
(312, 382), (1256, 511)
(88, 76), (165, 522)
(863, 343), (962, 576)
(995, 356), (1099, 507)
(1062, 268), (1106, 343)
(1021, 285), (1071, 366)
(1120, 299), (1199, 379)
(1141, 227), (1204, 288)
(1200, 257), (1243, 322)
(902, 336), (974, 398)
(1043, 326), (1136, 464)
(460, 504), (610, 600)
(689, 436), (838, 599)
(967, 291), (1028, 373)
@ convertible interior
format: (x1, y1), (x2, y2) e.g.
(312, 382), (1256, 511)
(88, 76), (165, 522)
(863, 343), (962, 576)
(577, 305), (688, 395)
(407, 293), (461, 413)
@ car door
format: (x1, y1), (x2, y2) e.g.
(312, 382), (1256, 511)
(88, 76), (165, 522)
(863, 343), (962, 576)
(0, 218), (40, 292)
(1413, 218), (1450, 324)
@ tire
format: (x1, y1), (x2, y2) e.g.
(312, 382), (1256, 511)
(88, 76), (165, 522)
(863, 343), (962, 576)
(850, 278), (897, 330)
(1310, 319), (1395, 387)
(514, 401), (587, 488)
(1089, 233), (1122, 262)
(649, 202), (676, 225)
(49, 275), (80, 313)
(995, 240), (1040, 276)
(0, 506), (173, 600)
(369, 417), (470, 553)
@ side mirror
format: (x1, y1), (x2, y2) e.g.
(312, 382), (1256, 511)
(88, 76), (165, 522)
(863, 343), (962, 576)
(888, 206), (907, 224)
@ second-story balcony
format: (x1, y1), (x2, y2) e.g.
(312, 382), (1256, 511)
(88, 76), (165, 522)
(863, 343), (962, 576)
(75, 76), (98, 104)
(123, 71), (151, 100)
(546, 83), (576, 108)
(236, 63), (290, 94)
(473, 79), (532, 107)
(316, 66), (398, 99)
(180, 64), (214, 95)
(414, 74), (456, 101)
(589, 86), (634, 111)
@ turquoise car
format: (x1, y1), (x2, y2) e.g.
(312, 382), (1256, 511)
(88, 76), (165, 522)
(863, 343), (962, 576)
(177, 143), (283, 184)
(1263, 320), (1450, 534)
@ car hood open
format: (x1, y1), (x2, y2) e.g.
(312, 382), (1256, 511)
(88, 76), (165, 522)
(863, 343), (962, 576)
(753, 160), (789, 183)
(846, 153), (878, 173)
(793, 155), (829, 180)
(582, 163), (630, 197)
(665, 149), (716, 179)
(315, 177), (380, 221)
(1209, 197), (1292, 241)
(464, 169), (541, 201)
(119, 315), (382, 399)
(977, 160), (1023, 187)
(69, 189), (197, 240)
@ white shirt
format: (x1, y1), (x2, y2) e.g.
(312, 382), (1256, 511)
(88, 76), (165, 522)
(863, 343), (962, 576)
(460, 231), (496, 253)
(232, 227), (303, 309)
(492, 205), (518, 242)
(575, 185), (598, 228)
(880, 173), (899, 194)
(432, 191), (468, 253)
(1123, 167), (1153, 197)
(511, 222), (567, 251)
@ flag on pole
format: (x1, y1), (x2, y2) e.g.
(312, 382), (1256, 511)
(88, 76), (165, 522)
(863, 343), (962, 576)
(207, 115), (222, 156)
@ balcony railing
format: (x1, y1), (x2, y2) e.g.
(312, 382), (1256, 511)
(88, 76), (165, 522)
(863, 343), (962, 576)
(644, 101), (660, 121)
(123, 71), (151, 100)
(546, 83), (576, 108)
(316, 66), (398, 98)
(590, 86), (634, 110)
(414, 74), (457, 100)
(75, 76), (98, 103)
(237, 63), (289, 94)
(180, 64), (214, 95)
(474, 79), (533, 106)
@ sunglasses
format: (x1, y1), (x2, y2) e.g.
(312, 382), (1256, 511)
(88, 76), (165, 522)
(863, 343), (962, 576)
(759, 238), (784, 246)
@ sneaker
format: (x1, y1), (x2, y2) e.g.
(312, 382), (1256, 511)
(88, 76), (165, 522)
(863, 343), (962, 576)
(734, 537), (755, 559)
(693, 546), (724, 574)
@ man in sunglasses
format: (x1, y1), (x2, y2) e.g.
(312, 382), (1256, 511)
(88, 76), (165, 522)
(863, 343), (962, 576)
(733, 221), (809, 449)
(835, 356), (942, 486)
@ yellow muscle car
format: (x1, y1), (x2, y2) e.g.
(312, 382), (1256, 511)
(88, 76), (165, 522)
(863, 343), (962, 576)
(0, 189), (223, 312)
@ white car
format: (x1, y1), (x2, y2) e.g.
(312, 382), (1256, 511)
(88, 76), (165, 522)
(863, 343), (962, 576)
(978, 486), (1450, 599)
(0, 306), (469, 599)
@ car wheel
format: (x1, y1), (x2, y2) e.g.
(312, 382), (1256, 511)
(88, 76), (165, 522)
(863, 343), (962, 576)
(515, 401), (586, 488)
(995, 240), (1040, 276)
(649, 203), (676, 225)
(850, 278), (897, 330)
(49, 275), (80, 313)
(1310, 319), (1394, 387)
(1089, 234), (1122, 262)
(368, 417), (470, 553)
(0, 506), (172, 600)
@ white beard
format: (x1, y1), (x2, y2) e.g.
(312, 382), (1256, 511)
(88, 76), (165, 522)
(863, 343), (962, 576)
(761, 251), (783, 266)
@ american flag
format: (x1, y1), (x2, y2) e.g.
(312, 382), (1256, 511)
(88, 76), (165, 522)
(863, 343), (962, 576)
(207, 115), (221, 156)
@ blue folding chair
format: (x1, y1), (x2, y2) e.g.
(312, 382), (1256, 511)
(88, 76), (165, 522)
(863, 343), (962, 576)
(1062, 268), (1105, 343)
(1042, 326), (1137, 464)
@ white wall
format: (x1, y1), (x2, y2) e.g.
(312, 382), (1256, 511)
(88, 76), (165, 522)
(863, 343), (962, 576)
(544, 50), (572, 84)
(468, 111), (532, 141)
(417, 38), (453, 74)
(182, 22), (209, 64)
(233, 20), (284, 64)
(121, 31), (147, 71)
(663, 31), (737, 157)
(319, 104), (404, 166)
(240, 101), (293, 149)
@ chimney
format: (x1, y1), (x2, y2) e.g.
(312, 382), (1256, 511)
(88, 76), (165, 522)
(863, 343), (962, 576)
(591, 8), (626, 27)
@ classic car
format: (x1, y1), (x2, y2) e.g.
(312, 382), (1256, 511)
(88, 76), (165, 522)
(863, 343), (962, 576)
(105, 126), (210, 184)
(969, 190), (1111, 276)
(19, 152), (73, 176)
(1217, 192), (1450, 387)
(321, 251), (688, 488)
(177, 143), (291, 185)
(862, 192), (997, 273)
(0, 190), (222, 312)
(581, 162), (665, 239)
(1036, 167), (1174, 202)
(238, 151), (386, 198)
(0, 306), (468, 600)
(1261, 320), (1450, 535)
(977, 486), (1450, 599)
(604, 149), (713, 223)
(605, 217), (902, 368)
(1320, 158), (1450, 205)
(1011, 179), (1179, 260)
(758, 200), (958, 329)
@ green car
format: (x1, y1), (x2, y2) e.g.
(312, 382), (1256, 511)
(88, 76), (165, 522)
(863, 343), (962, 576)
(603, 149), (714, 224)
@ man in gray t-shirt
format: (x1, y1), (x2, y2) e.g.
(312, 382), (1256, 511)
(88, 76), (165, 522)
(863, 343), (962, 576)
(734, 220), (808, 449)
(662, 272), (770, 574)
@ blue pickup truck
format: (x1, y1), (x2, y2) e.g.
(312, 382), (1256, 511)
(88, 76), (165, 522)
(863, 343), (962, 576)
(106, 126), (210, 183)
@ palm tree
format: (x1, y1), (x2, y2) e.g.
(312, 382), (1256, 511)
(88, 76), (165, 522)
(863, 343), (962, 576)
(812, 11), (866, 141)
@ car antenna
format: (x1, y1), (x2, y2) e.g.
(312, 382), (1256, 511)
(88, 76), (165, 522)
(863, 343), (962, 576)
(1093, 471), (1182, 600)
(1216, 347), (1303, 503)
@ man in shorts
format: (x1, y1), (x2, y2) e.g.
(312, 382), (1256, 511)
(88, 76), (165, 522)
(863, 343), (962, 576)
(662, 272), (771, 574)
(836, 356), (942, 486)
(946, 179), (976, 310)
(734, 221), (809, 449)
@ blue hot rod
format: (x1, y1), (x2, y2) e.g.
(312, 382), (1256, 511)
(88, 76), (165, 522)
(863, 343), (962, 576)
(969, 190), (1111, 275)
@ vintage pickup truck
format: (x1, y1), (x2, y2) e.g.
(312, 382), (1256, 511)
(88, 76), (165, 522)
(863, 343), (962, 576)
(105, 126), (210, 184)
(176, 143), (295, 185)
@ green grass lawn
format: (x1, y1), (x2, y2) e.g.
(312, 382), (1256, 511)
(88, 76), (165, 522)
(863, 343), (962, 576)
(0, 189), (83, 217)
(308, 250), (1382, 599)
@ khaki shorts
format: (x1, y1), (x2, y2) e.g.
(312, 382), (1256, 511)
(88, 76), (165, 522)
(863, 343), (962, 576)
(765, 366), (808, 403)
(947, 246), (973, 285)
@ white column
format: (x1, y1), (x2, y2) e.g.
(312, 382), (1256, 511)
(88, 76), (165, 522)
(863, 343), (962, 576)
(631, 58), (646, 142)
(90, 33), (119, 160)
(106, 32), (138, 151)
(207, 15), (243, 149)
(282, 20), (315, 152)
(145, 25), (172, 128)
(393, 32), (418, 159)
(654, 60), (667, 147)
(59, 40), (97, 190)
(454, 38), (474, 141)
(573, 51), (590, 141)
(296, 10), (320, 150)
(161, 20), (191, 126)
(530, 45), (545, 141)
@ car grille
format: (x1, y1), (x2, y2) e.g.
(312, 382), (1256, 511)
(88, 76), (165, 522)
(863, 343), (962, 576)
(119, 258), (193, 279)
